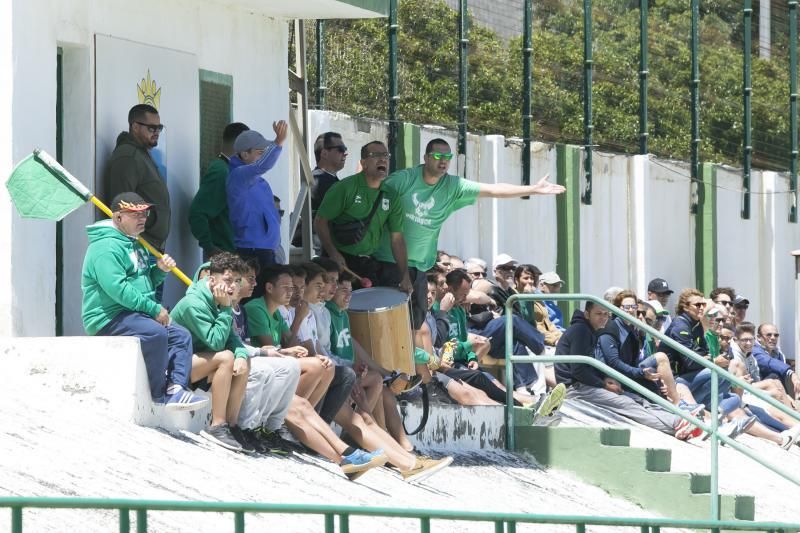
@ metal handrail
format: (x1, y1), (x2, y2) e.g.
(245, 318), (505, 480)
(2, 497), (799, 532)
(503, 292), (800, 522)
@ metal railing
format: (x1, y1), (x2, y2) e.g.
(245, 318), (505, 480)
(504, 293), (800, 522)
(2, 497), (800, 533)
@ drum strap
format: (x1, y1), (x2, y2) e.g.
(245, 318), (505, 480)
(401, 384), (429, 436)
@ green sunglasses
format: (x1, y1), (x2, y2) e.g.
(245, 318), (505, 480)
(428, 152), (454, 161)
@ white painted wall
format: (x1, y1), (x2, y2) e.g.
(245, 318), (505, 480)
(3, 0), (290, 336)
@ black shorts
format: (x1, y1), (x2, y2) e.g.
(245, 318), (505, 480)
(377, 262), (427, 330)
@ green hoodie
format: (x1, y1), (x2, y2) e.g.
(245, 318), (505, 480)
(189, 157), (235, 254)
(103, 131), (171, 251)
(171, 278), (249, 359)
(81, 220), (166, 335)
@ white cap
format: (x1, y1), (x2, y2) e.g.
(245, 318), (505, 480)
(493, 253), (518, 270)
(540, 271), (563, 286)
(647, 299), (669, 316)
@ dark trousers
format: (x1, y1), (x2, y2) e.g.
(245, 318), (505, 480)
(478, 314), (544, 389)
(97, 311), (193, 402)
(445, 367), (517, 405)
(318, 365), (357, 423)
(236, 248), (276, 299)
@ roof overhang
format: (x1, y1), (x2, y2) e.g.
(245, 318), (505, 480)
(222, 0), (388, 19)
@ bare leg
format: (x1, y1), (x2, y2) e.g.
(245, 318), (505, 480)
(192, 350), (234, 427)
(381, 387), (414, 452)
(446, 380), (499, 406)
(728, 408), (782, 444)
(676, 383), (699, 405)
(768, 405), (799, 427)
(544, 365), (557, 389)
(283, 396), (347, 463)
(489, 378), (536, 406)
(334, 405), (416, 471)
(654, 352), (680, 404)
(307, 360), (335, 408)
(360, 369), (383, 413)
(295, 357), (325, 400)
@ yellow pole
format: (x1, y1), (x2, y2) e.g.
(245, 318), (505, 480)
(89, 196), (192, 286)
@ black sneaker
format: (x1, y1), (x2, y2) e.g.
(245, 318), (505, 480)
(229, 425), (256, 453)
(241, 428), (268, 454)
(200, 423), (243, 452)
(253, 427), (293, 455)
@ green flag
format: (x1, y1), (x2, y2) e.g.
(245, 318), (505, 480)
(6, 150), (91, 221)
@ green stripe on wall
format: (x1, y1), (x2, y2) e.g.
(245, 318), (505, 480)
(556, 144), (581, 318)
(397, 122), (420, 169)
(694, 162), (717, 292)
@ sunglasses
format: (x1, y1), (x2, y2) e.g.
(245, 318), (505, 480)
(428, 152), (454, 161)
(135, 121), (164, 133)
(366, 151), (391, 159)
(763, 333), (780, 338)
(620, 304), (637, 311)
(325, 144), (348, 153)
(636, 309), (647, 317)
(719, 335), (732, 342)
(469, 271), (486, 278)
(691, 302), (707, 309)
(715, 300), (733, 307)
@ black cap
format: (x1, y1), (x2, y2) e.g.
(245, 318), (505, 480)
(110, 192), (154, 212)
(733, 295), (750, 308)
(647, 278), (674, 295)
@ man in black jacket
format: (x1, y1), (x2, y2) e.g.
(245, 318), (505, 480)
(555, 302), (610, 387)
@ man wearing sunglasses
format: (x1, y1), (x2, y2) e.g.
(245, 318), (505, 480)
(104, 104), (171, 257)
(753, 323), (799, 400)
(371, 138), (565, 338)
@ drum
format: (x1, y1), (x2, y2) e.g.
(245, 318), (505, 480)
(347, 287), (415, 375)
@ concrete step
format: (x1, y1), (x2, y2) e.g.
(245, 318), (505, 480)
(516, 425), (755, 521)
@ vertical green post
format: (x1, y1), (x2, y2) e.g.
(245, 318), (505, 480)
(695, 163), (718, 292)
(12, 507), (22, 533)
(710, 371), (721, 521)
(136, 509), (147, 533)
(582, 0), (593, 204)
(522, 0), (533, 186)
(339, 514), (350, 533)
(556, 144), (582, 319)
(315, 20), (326, 110)
(388, 0), (399, 172)
(420, 517), (431, 533)
(324, 514), (334, 533)
(639, 0), (648, 154)
(56, 47), (64, 337)
(690, 0), (701, 200)
(742, 0), (753, 220)
(119, 509), (130, 533)
(790, 0), (798, 223)
(234, 511), (245, 533)
(458, 0), (469, 158)
(396, 122), (421, 170)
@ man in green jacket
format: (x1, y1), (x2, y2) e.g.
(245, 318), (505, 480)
(82, 192), (207, 412)
(189, 122), (250, 258)
(171, 252), (251, 452)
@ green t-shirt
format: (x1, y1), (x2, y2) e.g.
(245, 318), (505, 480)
(447, 306), (477, 362)
(244, 297), (289, 348)
(325, 300), (354, 362)
(316, 172), (404, 257)
(373, 166), (481, 270)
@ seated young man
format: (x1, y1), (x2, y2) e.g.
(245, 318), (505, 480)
(246, 264), (334, 409)
(170, 253), (252, 451)
(82, 192), (207, 412)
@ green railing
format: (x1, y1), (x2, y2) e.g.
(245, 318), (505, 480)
(3, 497), (800, 532)
(503, 293), (800, 522)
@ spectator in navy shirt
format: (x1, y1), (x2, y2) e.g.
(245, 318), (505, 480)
(227, 122), (288, 298)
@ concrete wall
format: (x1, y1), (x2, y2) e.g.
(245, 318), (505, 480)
(3, 0), (290, 336)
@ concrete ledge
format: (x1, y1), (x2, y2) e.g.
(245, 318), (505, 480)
(399, 401), (506, 451)
(0, 337), (210, 433)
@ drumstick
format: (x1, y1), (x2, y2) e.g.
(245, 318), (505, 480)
(343, 264), (373, 288)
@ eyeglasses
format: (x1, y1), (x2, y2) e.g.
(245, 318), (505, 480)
(366, 151), (391, 159)
(713, 318), (726, 325)
(763, 333), (780, 338)
(428, 152), (454, 161)
(690, 302), (707, 309)
(719, 335), (733, 342)
(122, 210), (150, 219)
(715, 300), (732, 307)
(738, 337), (755, 344)
(620, 304), (637, 311)
(135, 121), (164, 133)
(469, 271), (486, 278)
(325, 144), (348, 153)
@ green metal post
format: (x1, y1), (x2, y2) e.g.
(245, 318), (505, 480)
(495, 520), (505, 533)
(576, 524), (586, 533)
(522, 0), (533, 186)
(742, 0), (753, 219)
(388, 0), (399, 172)
(340, 514), (350, 533)
(505, 305), (515, 450)
(790, 0), (798, 223)
(582, 0), (593, 204)
(324, 514), (334, 533)
(120, 509), (130, 533)
(316, 20), (326, 110)
(420, 517), (431, 533)
(690, 0), (700, 207)
(136, 509), (147, 533)
(458, 0), (469, 158)
(710, 370), (720, 521)
(12, 507), (21, 533)
(639, 0), (648, 154)
(234, 511), (244, 533)
(507, 521), (517, 533)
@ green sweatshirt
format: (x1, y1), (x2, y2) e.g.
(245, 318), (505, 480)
(171, 279), (249, 359)
(447, 306), (477, 363)
(325, 300), (354, 362)
(81, 220), (166, 335)
(189, 157), (236, 254)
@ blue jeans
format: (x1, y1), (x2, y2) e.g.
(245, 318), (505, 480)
(97, 311), (193, 402)
(478, 315), (545, 389)
(678, 368), (732, 408)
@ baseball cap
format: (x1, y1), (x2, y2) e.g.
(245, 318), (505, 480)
(493, 253), (518, 270)
(647, 278), (674, 295)
(110, 192), (153, 212)
(540, 271), (564, 286)
(647, 300), (670, 316)
(233, 130), (269, 153)
(733, 295), (750, 307)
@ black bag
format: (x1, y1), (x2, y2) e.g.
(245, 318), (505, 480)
(330, 191), (384, 245)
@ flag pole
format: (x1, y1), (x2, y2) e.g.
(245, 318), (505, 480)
(33, 150), (193, 286)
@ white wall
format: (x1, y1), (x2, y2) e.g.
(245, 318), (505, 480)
(3, 0), (290, 335)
